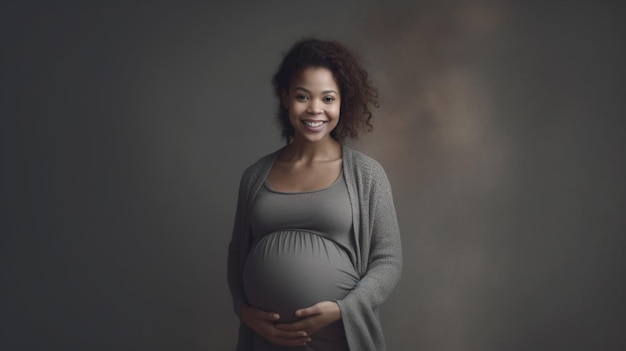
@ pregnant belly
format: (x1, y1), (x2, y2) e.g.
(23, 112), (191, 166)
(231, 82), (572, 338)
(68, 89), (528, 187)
(243, 230), (359, 323)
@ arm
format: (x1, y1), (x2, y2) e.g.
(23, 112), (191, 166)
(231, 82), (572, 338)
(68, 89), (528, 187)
(338, 161), (403, 350)
(227, 170), (250, 317)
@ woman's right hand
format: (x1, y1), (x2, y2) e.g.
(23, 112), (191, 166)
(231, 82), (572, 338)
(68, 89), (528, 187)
(239, 305), (311, 347)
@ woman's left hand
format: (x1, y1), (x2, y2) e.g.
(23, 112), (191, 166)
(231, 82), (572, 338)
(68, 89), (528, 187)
(275, 301), (341, 336)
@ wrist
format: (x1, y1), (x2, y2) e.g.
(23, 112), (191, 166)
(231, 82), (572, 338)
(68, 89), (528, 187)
(239, 305), (250, 323)
(331, 301), (342, 321)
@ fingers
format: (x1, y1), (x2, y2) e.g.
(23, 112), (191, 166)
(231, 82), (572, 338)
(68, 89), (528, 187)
(240, 306), (280, 324)
(240, 306), (310, 346)
(254, 308), (280, 321)
(295, 306), (318, 318)
(277, 315), (325, 336)
(295, 301), (326, 318)
(270, 328), (309, 339)
(264, 327), (311, 346)
(266, 331), (310, 346)
(276, 301), (342, 336)
(295, 301), (339, 318)
(276, 319), (310, 331)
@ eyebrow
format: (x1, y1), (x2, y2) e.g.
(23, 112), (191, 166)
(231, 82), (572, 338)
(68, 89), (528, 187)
(294, 87), (339, 95)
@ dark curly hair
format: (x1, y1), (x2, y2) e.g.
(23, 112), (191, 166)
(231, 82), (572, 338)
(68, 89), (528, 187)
(272, 38), (379, 143)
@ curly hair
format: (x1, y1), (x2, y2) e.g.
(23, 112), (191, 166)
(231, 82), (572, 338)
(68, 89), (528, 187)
(272, 38), (379, 143)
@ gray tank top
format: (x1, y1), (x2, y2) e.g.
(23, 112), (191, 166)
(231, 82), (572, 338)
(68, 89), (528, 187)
(250, 170), (355, 260)
(244, 171), (357, 350)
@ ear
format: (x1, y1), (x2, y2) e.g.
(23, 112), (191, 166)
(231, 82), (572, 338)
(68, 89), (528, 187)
(281, 90), (289, 109)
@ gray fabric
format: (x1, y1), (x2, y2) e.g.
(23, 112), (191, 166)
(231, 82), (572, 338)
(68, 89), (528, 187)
(228, 145), (402, 351)
(244, 166), (357, 350)
(250, 171), (355, 261)
(243, 230), (356, 350)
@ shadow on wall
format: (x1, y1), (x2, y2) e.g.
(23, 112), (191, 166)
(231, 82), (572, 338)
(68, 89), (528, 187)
(351, 2), (513, 350)
(351, 0), (626, 350)
(356, 0), (508, 186)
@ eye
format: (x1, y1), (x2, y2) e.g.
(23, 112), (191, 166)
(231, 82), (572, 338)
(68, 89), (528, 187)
(323, 96), (336, 103)
(295, 94), (309, 101)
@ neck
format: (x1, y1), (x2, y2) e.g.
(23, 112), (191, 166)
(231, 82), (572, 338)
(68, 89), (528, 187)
(283, 137), (341, 162)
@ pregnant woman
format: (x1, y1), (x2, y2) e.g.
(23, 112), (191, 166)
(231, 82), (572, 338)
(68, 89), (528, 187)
(227, 38), (402, 351)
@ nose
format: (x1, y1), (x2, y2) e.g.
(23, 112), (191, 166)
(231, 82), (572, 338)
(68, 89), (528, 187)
(306, 99), (323, 115)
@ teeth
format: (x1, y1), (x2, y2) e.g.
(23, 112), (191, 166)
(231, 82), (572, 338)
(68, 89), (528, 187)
(304, 120), (325, 127)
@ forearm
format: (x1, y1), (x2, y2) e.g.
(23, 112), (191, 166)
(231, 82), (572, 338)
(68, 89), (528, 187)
(227, 243), (248, 317)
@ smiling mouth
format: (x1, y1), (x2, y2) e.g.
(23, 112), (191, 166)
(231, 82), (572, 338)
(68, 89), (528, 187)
(303, 120), (327, 128)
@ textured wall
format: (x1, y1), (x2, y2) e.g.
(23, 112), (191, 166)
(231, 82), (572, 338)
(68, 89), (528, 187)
(1, 1), (624, 350)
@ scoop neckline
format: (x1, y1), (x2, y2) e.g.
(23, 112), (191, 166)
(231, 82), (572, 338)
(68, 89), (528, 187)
(264, 168), (344, 194)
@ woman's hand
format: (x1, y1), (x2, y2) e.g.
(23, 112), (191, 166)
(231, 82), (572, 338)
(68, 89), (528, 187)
(239, 305), (311, 347)
(275, 301), (342, 336)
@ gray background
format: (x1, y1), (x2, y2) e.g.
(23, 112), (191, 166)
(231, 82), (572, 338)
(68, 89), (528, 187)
(1, 1), (624, 350)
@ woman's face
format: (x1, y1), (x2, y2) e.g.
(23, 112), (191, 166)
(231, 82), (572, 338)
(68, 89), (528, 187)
(282, 66), (341, 144)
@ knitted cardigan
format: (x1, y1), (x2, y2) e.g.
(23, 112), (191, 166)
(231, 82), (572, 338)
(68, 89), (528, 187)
(227, 145), (402, 350)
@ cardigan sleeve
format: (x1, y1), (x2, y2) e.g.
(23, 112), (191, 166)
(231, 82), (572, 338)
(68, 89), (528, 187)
(227, 150), (281, 351)
(227, 168), (252, 317)
(337, 158), (403, 351)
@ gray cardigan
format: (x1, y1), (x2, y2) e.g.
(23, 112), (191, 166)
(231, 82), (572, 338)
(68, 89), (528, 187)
(227, 146), (402, 350)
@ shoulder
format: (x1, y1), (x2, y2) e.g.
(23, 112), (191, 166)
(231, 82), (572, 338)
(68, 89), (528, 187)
(239, 147), (283, 185)
(243, 148), (280, 174)
(343, 146), (388, 179)
(342, 145), (394, 199)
